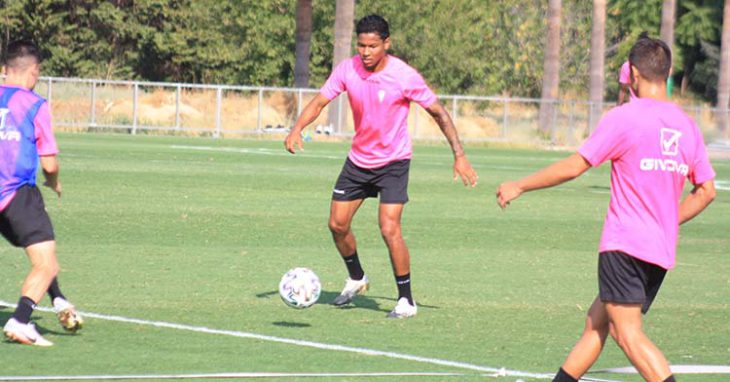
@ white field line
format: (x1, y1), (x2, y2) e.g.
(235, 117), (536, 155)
(0, 372), (463, 381)
(169, 145), (341, 160)
(592, 365), (730, 375)
(714, 179), (730, 191)
(0, 300), (560, 380)
(168, 144), (545, 173)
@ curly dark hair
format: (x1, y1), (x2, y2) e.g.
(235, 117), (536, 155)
(356, 14), (390, 40)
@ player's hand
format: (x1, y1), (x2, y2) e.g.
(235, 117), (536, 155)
(44, 180), (62, 198)
(496, 181), (522, 210)
(284, 130), (304, 154)
(453, 155), (478, 187)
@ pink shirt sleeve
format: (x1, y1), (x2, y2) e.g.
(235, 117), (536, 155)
(402, 70), (437, 109)
(578, 111), (627, 166)
(688, 130), (716, 185)
(320, 60), (349, 100)
(34, 102), (58, 156)
(619, 61), (631, 85)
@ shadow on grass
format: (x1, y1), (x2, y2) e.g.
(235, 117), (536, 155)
(257, 289), (440, 315)
(272, 321), (311, 328)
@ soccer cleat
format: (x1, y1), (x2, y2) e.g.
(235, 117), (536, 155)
(332, 275), (369, 306)
(3, 318), (53, 346)
(53, 297), (84, 332)
(387, 297), (417, 319)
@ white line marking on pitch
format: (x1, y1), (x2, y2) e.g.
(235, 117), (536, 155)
(0, 300), (560, 380)
(593, 365), (730, 375)
(170, 145), (342, 160)
(0, 372), (463, 381)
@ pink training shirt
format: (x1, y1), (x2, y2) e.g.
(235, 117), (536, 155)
(579, 98), (715, 269)
(619, 61), (637, 99)
(320, 55), (438, 169)
(0, 85), (57, 211)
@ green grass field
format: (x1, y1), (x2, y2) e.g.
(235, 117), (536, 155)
(0, 133), (728, 382)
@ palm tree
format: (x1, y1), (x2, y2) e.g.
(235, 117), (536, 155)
(588, 0), (606, 134)
(718, 0), (730, 135)
(538, 0), (561, 138)
(327, 0), (355, 134)
(660, 0), (676, 48)
(294, 0), (313, 88)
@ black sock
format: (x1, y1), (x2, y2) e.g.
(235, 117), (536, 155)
(342, 252), (364, 280)
(47, 277), (66, 301)
(553, 367), (579, 382)
(663, 375), (676, 382)
(11, 296), (37, 324)
(395, 273), (413, 305)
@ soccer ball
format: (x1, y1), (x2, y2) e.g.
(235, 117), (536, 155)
(279, 267), (321, 309)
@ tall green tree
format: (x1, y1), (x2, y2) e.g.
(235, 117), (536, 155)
(327, 0), (354, 132)
(717, 0), (730, 133)
(539, 0), (562, 135)
(589, 0), (606, 132)
(294, 0), (313, 88)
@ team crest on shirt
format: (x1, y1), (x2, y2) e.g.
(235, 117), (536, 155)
(0, 108), (20, 142)
(660, 128), (681, 156)
(378, 90), (386, 103)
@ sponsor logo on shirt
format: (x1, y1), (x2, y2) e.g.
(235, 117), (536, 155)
(640, 158), (688, 175)
(0, 108), (20, 142)
(639, 128), (688, 175)
(660, 128), (681, 156)
(378, 90), (385, 103)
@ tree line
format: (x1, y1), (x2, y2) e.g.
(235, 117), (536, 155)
(0, 0), (727, 107)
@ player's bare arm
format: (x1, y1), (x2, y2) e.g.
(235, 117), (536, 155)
(40, 155), (61, 197)
(679, 180), (716, 225)
(496, 153), (591, 209)
(285, 93), (331, 154)
(425, 102), (478, 187)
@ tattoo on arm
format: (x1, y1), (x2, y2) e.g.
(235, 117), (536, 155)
(427, 104), (464, 157)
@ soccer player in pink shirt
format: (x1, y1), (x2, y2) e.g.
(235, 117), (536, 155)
(617, 60), (636, 105)
(619, 32), (648, 106)
(497, 37), (716, 382)
(1, 41), (83, 346)
(285, 15), (478, 318)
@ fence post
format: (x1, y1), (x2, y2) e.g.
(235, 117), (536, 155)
(502, 99), (508, 139)
(257, 88), (263, 133)
(451, 97), (458, 125)
(132, 83), (138, 135)
(175, 85), (181, 131)
(90, 80), (97, 128)
(47, 78), (52, 103)
(215, 87), (222, 138)
(568, 100), (575, 145)
(551, 100), (558, 146)
(297, 89), (303, 120)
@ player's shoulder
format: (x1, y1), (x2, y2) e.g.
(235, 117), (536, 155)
(387, 55), (419, 75)
(0, 85), (46, 104)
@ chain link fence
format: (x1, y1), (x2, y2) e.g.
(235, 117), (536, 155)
(24, 76), (730, 147)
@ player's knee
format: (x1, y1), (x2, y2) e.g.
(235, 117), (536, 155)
(32, 256), (59, 279)
(610, 326), (640, 353)
(378, 222), (401, 241)
(328, 219), (349, 236)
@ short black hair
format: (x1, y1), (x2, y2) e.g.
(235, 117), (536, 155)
(628, 36), (671, 83)
(3, 40), (42, 69)
(356, 14), (389, 40)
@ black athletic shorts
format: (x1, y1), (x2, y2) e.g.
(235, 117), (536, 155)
(0, 185), (55, 248)
(332, 158), (410, 204)
(598, 250), (667, 314)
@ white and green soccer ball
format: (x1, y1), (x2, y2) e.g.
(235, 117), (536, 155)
(279, 267), (321, 309)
